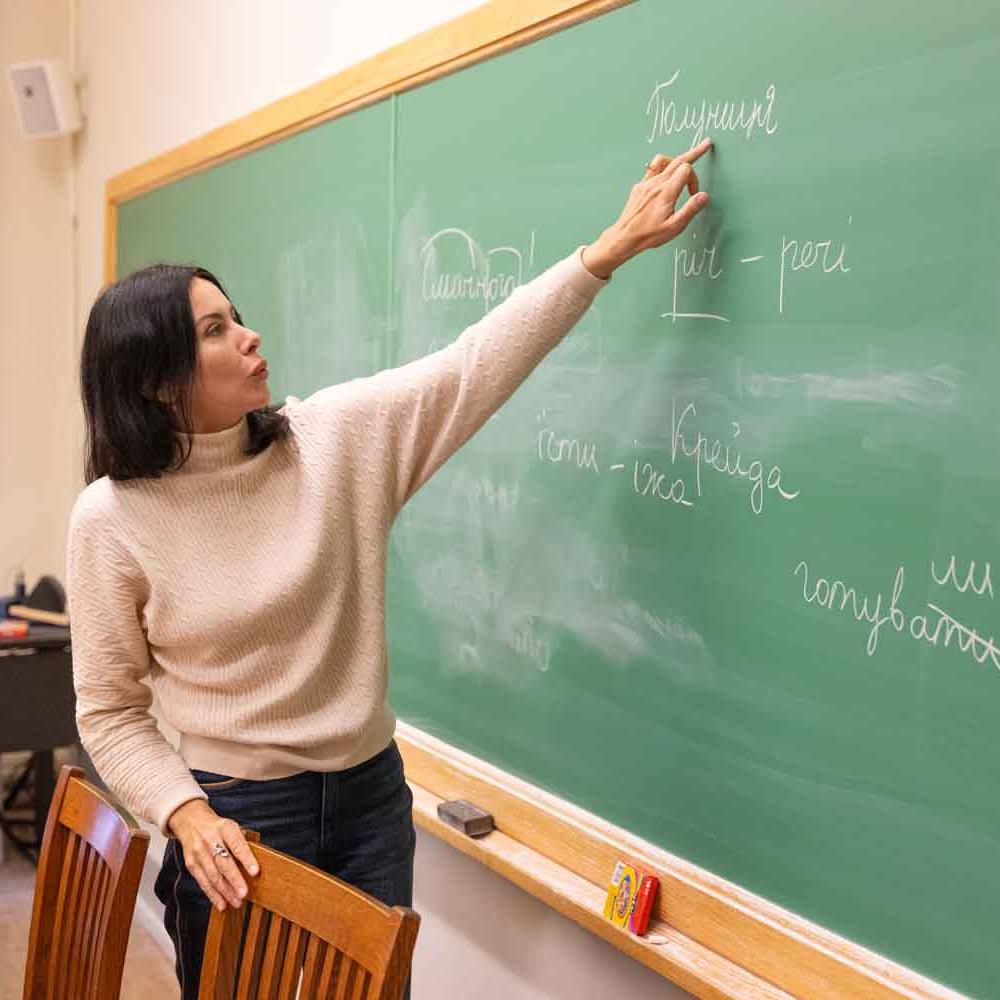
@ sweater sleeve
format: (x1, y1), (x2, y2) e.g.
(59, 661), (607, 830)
(356, 246), (607, 513)
(67, 488), (207, 835)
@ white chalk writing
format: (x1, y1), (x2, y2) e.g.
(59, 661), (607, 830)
(420, 227), (536, 314)
(779, 220), (851, 315)
(537, 427), (600, 474)
(795, 559), (1000, 672)
(632, 459), (693, 508)
(670, 401), (800, 514)
(931, 555), (993, 599)
(646, 69), (778, 145)
(663, 236), (728, 324)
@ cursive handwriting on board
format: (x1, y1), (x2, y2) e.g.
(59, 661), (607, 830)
(420, 227), (536, 314)
(662, 223), (853, 323)
(645, 69), (778, 146)
(670, 401), (800, 514)
(779, 221), (851, 315)
(534, 402), (800, 516)
(931, 556), (993, 599)
(794, 557), (1000, 672)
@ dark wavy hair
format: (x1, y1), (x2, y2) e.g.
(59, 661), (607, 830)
(81, 264), (288, 483)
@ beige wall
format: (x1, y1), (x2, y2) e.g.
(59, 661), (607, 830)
(0, 0), (75, 591)
(3, 2), (690, 996)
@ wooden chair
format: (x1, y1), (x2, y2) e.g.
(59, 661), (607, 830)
(22, 764), (150, 999)
(199, 831), (420, 999)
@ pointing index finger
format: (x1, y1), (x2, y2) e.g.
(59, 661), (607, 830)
(677, 138), (714, 164)
(657, 140), (712, 195)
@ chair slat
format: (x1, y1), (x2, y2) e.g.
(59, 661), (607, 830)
(52, 836), (84, 1000)
(317, 947), (342, 999)
(47, 834), (80, 1000)
(198, 896), (246, 1000)
(65, 842), (99, 999)
(79, 847), (105, 956)
(256, 913), (289, 1000)
(236, 905), (268, 1000)
(349, 963), (371, 1000)
(81, 859), (112, 999)
(275, 923), (306, 1000)
(332, 955), (358, 1000)
(299, 935), (326, 998)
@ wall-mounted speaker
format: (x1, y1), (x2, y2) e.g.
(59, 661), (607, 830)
(6, 59), (82, 138)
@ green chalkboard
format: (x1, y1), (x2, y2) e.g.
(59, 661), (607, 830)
(117, 2), (1000, 994)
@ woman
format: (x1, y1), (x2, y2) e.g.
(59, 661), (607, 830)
(67, 142), (711, 997)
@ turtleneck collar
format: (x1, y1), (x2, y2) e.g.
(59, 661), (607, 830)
(175, 417), (251, 474)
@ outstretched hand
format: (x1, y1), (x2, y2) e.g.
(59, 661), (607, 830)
(582, 138), (713, 279)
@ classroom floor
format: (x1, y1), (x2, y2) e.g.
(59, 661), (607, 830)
(0, 837), (179, 999)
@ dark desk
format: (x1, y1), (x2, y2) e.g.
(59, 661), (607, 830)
(0, 625), (75, 860)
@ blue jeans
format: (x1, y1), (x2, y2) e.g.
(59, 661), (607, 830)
(154, 741), (415, 999)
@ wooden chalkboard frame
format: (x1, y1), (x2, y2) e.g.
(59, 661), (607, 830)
(105, 3), (964, 997)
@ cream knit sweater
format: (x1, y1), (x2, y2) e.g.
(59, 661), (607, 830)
(67, 248), (606, 834)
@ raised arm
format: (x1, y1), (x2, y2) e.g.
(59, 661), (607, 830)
(372, 140), (714, 511)
(379, 246), (606, 510)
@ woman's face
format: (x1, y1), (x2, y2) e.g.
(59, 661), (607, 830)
(187, 277), (270, 433)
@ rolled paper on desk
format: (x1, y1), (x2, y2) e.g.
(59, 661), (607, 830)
(7, 605), (69, 627)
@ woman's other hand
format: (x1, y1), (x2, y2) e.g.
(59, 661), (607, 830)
(167, 799), (259, 910)
(582, 138), (713, 279)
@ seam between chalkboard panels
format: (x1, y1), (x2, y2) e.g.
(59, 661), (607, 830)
(386, 93), (398, 364)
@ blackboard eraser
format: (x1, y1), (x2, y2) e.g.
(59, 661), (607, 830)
(437, 799), (494, 838)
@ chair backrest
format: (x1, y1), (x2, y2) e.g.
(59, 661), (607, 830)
(199, 832), (420, 1000)
(22, 765), (149, 1000)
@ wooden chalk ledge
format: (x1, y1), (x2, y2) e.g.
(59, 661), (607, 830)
(396, 722), (964, 1000)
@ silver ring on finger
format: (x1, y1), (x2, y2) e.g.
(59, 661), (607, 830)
(212, 842), (230, 859)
